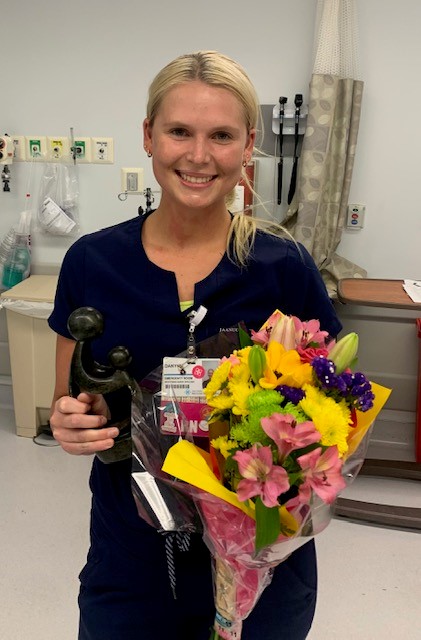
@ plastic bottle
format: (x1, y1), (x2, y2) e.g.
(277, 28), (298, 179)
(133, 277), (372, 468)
(1, 211), (31, 290)
(0, 227), (16, 285)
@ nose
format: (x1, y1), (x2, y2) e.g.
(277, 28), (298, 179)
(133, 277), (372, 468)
(186, 136), (210, 165)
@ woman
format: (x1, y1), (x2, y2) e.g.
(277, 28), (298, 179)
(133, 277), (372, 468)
(49, 51), (341, 640)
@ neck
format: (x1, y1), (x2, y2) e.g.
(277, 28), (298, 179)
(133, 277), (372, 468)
(148, 201), (231, 249)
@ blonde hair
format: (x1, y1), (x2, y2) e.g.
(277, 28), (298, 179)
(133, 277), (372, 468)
(147, 50), (288, 266)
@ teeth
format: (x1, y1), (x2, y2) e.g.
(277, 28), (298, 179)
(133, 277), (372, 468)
(180, 172), (213, 184)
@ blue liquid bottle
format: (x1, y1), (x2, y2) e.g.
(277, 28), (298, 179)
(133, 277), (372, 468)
(2, 233), (31, 289)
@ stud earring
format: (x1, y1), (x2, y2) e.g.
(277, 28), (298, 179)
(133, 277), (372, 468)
(242, 159), (248, 167)
(144, 146), (152, 157)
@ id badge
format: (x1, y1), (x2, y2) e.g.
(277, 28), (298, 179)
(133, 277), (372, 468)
(160, 357), (220, 438)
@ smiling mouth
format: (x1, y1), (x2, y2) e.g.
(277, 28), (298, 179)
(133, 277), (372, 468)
(177, 171), (216, 184)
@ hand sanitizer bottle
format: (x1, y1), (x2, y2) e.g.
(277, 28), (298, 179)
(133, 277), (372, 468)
(1, 211), (31, 290)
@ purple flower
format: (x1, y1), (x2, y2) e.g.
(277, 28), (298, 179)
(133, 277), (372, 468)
(277, 385), (305, 404)
(311, 356), (338, 389)
(312, 357), (374, 412)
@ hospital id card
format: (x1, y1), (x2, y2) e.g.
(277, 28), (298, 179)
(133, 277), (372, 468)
(160, 357), (220, 438)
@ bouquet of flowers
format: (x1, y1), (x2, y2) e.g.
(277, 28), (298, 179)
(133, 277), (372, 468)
(162, 310), (391, 639)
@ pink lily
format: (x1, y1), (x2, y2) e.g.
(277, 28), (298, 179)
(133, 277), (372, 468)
(261, 413), (321, 461)
(293, 317), (329, 349)
(233, 444), (290, 508)
(251, 310), (283, 346)
(297, 446), (346, 504)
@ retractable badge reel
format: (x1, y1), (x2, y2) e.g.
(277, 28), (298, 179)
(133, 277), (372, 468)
(186, 305), (207, 361)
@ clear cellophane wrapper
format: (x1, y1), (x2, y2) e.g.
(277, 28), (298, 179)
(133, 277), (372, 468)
(131, 386), (202, 532)
(129, 322), (378, 638)
(130, 326), (246, 533)
(192, 422), (374, 639)
(195, 489), (330, 639)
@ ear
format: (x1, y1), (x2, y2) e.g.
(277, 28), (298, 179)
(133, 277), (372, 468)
(143, 118), (153, 150)
(244, 128), (256, 157)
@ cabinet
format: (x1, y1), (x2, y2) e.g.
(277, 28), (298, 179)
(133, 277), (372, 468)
(1, 276), (58, 437)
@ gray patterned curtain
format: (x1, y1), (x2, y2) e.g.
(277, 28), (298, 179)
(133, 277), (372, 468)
(283, 0), (366, 298)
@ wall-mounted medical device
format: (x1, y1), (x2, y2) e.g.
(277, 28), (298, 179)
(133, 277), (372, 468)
(259, 100), (308, 157)
(0, 133), (114, 164)
(1, 134), (13, 192)
(258, 97), (308, 205)
(0, 135), (14, 165)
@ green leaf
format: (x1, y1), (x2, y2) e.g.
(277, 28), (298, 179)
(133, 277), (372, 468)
(238, 325), (253, 348)
(255, 497), (281, 553)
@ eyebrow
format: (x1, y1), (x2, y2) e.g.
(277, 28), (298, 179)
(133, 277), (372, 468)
(163, 121), (242, 134)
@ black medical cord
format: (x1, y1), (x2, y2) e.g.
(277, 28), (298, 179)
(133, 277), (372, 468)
(287, 93), (303, 205)
(277, 96), (287, 205)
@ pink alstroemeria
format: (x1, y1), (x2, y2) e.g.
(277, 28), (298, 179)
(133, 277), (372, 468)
(293, 317), (329, 349)
(221, 354), (241, 366)
(251, 310), (283, 346)
(233, 444), (290, 508)
(261, 413), (321, 461)
(297, 446), (346, 504)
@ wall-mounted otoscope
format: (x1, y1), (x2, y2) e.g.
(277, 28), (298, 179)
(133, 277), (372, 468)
(287, 94), (303, 205)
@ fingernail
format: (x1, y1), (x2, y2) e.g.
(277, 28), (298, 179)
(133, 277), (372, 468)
(109, 428), (119, 438)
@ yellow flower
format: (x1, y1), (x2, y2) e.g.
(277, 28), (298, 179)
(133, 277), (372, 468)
(230, 360), (251, 385)
(277, 351), (313, 387)
(229, 380), (257, 416)
(259, 342), (285, 389)
(207, 393), (235, 412)
(220, 354), (256, 417)
(235, 346), (252, 366)
(211, 435), (239, 459)
(259, 342), (313, 389)
(300, 384), (351, 455)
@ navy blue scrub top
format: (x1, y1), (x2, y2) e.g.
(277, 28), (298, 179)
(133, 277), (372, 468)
(48, 212), (342, 546)
(49, 212), (341, 381)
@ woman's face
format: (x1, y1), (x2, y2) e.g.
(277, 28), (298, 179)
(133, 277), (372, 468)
(143, 81), (255, 213)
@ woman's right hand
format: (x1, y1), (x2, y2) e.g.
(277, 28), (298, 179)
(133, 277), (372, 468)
(50, 392), (119, 456)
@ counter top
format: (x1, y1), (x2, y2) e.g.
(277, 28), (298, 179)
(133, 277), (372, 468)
(0, 275), (58, 303)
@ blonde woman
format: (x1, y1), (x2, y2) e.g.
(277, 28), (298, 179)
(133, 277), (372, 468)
(49, 51), (341, 639)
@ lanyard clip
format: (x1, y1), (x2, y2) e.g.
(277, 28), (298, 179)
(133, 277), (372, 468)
(186, 305), (207, 361)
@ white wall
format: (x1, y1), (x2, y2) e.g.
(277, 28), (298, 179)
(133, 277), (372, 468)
(1, 1), (420, 440)
(1, 0), (420, 275)
(0, 0), (317, 266)
(342, 0), (421, 279)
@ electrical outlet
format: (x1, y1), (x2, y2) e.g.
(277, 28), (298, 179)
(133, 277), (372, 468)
(12, 136), (26, 161)
(121, 168), (144, 194)
(47, 136), (70, 161)
(346, 204), (365, 229)
(91, 137), (114, 163)
(72, 137), (91, 163)
(26, 136), (47, 161)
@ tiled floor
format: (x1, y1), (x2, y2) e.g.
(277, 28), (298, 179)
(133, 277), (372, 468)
(0, 407), (420, 640)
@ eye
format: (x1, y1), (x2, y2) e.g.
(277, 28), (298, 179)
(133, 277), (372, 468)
(169, 128), (189, 138)
(212, 131), (232, 142)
